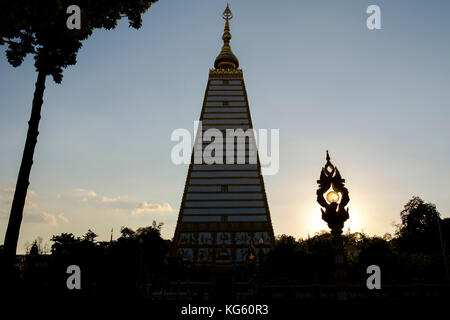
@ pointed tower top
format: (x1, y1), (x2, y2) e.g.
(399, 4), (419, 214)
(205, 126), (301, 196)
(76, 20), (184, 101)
(222, 3), (232, 20)
(324, 150), (335, 176)
(214, 4), (239, 69)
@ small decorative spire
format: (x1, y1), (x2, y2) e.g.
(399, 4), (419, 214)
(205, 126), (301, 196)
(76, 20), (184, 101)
(214, 4), (239, 69)
(223, 3), (232, 21)
(324, 150), (335, 176)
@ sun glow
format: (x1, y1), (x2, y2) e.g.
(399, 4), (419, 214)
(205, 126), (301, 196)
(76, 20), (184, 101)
(305, 203), (364, 236)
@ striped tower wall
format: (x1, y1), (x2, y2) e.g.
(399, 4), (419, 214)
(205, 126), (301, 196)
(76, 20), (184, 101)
(172, 69), (275, 265)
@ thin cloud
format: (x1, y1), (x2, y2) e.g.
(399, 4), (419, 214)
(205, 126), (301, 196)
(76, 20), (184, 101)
(26, 212), (56, 226)
(41, 212), (57, 226)
(101, 196), (120, 203)
(132, 202), (173, 215)
(75, 188), (98, 202)
(76, 189), (123, 205)
(1, 187), (37, 210)
(58, 213), (69, 223)
(26, 212), (69, 226)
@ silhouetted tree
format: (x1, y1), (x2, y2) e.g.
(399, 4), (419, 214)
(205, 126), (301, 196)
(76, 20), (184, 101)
(82, 229), (98, 243)
(264, 233), (335, 283)
(110, 222), (168, 293)
(0, 0), (159, 268)
(25, 236), (46, 256)
(49, 230), (103, 294)
(351, 234), (395, 282)
(262, 230), (448, 284)
(47, 222), (168, 297)
(394, 196), (442, 254)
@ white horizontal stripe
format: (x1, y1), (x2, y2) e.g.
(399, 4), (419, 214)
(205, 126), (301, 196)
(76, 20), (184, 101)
(226, 150), (257, 155)
(202, 125), (251, 129)
(182, 216), (221, 222)
(225, 157), (258, 162)
(229, 80), (242, 85)
(187, 186), (221, 192)
(204, 108), (247, 112)
(209, 80), (223, 85)
(186, 193), (263, 200)
(192, 158), (257, 163)
(203, 113), (248, 119)
(205, 102), (223, 106)
(209, 86), (243, 90)
(190, 178), (260, 185)
(206, 96), (245, 101)
(228, 102), (246, 106)
(193, 158), (257, 164)
(228, 216), (267, 222)
(223, 131), (256, 138)
(194, 152), (257, 159)
(195, 146), (254, 153)
(192, 164), (258, 170)
(183, 208), (266, 214)
(185, 201), (264, 207)
(192, 162), (258, 167)
(202, 119), (249, 125)
(195, 144), (255, 151)
(196, 137), (255, 143)
(190, 171), (259, 178)
(208, 91), (244, 95)
(229, 186), (262, 192)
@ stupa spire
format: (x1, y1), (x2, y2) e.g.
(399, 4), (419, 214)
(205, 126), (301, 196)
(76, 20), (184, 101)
(214, 4), (239, 69)
(172, 4), (274, 267)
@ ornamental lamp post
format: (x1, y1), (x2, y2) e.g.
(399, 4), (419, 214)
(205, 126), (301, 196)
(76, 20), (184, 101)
(316, 151), (350, 300)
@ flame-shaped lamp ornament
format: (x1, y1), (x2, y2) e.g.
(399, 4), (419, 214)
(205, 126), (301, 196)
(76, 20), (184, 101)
(316, 151), (350, 235)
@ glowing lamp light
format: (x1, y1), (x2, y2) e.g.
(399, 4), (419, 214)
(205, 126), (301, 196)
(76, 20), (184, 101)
(326, 190), (340, 203)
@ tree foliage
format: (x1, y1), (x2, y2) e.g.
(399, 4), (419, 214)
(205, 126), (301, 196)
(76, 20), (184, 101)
(45, 221), (169, 296)
(263, 197), (449, 283)
(0, 0), (159, 265)
(0, 0), (158, 82)
(395, 196), (442, 254)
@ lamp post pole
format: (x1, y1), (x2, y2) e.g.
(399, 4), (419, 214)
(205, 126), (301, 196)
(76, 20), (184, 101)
(316, 151), (350, 301)
(246, 239), (256, 299)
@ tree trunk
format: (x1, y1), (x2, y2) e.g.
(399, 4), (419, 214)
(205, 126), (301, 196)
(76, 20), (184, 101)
(3, 70), (47, 267)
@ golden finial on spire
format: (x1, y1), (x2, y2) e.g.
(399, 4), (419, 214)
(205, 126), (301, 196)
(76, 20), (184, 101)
(223, 3), (232, 21)
(214, 4), (239, 69)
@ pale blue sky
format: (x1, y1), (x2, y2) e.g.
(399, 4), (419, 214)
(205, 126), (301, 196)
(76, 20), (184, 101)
(1, 0), (450, 253)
